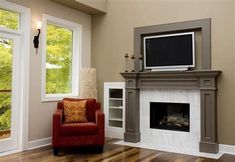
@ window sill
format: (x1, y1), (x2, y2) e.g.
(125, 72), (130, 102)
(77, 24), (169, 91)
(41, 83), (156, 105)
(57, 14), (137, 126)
(41, 94), (79, 102)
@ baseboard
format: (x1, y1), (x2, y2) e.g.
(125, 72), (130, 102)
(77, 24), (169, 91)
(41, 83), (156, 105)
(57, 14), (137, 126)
(219, 144), (235, 155)
(27, 137), (52, 150)
(0, 149), (21, 157)
(105, 131), (124, 139)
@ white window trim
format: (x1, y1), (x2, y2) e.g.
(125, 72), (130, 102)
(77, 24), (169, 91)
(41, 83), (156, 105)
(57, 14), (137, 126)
(0, 0), (30, 153)
(41, 14), (82, 102)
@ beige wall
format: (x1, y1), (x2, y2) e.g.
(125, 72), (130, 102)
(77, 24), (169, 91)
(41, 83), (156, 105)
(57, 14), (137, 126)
(91, 0), (235, 145)
(8, 0), (91, 141)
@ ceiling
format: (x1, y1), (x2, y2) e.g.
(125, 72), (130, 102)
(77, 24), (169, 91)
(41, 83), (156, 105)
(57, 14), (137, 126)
(51, 0), (106, 15)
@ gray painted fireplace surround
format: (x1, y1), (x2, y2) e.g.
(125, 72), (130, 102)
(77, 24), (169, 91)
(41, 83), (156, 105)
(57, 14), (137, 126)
(121, 19), (222, 154)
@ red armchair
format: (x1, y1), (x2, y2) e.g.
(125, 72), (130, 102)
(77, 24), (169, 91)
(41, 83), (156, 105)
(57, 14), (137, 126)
(52, 98), (105, 155)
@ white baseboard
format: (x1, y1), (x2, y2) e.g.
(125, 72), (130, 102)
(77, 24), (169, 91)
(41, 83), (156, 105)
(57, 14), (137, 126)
(219, 144), (235, 155)
(105, 130), (124, 139)
(0, 149), (21, 157)
(27, 137), (52, 150)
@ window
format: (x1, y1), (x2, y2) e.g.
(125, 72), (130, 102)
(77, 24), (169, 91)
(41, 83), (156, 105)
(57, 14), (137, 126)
(0, 7), (19, 140)
(41, 15), (82, 101)
(0, 8), (19, 30)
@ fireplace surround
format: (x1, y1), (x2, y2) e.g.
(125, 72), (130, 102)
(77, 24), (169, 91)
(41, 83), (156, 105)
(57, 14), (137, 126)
(121, 70), (221, 153)
(120, 19), (222, 154)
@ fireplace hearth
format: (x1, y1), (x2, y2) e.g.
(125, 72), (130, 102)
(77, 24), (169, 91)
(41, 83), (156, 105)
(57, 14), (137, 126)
(150, 102), (190, 132)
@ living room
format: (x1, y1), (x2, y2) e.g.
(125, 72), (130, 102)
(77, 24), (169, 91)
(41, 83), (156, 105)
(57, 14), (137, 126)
(0, 0), (235, 161)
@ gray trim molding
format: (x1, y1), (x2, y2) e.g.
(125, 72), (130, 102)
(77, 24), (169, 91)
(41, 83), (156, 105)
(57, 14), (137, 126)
(121, 70), (221, 154)
(134, 18), (211, 71)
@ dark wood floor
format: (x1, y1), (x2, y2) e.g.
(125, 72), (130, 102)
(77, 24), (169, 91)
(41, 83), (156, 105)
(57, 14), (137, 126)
(0, 138), (234, 162)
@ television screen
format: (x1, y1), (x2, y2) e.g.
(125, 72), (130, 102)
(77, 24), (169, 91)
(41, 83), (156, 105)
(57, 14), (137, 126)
(144, 32), (195, 70)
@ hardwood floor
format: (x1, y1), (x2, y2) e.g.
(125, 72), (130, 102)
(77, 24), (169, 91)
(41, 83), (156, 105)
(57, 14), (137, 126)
(0, 138), (234, 162)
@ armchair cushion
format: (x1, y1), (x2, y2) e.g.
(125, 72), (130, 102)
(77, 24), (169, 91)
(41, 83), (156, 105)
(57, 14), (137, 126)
(60, 122), (98, 136)
(63, 100), (88, 123)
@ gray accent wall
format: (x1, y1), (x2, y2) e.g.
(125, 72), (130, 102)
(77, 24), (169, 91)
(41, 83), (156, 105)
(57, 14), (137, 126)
(134, 19), (211, 71)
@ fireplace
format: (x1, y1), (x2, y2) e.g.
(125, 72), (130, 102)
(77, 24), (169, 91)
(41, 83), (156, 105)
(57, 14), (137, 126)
(150, 102), (190, 132)
(137, 89), (201, 153)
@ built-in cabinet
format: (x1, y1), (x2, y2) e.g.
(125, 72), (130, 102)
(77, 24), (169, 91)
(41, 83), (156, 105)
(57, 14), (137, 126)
(104, 82), (125, 139)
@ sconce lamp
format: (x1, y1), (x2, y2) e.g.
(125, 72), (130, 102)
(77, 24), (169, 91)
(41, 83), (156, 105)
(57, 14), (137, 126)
(33, 21), (42, 53)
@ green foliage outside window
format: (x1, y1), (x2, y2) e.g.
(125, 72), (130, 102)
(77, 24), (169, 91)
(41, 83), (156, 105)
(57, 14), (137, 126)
(46, 24), (73, 94)
(0, 8), (19, 30)
(0, 94), (11, 130)
(0, 37), (13, 132)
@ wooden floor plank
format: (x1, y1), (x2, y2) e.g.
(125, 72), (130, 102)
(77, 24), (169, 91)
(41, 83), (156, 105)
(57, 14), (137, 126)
(140, 152), (162, 162)
(86, 146), (132, 162)
(0, 138), (235, 162)
(124, 148), (156, 162)
(101, 148), (139, 162)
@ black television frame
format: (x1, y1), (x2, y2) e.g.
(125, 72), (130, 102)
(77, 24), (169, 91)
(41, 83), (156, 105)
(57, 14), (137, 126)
(143, 32), (195, 71)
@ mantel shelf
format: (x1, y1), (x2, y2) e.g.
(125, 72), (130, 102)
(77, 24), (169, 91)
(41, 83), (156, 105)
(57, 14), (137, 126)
(121, 70), (221, 78)
(120, 70), (221, 90)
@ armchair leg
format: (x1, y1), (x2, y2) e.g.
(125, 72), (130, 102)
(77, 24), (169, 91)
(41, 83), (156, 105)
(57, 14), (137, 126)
(97, 145), (103, 153)
(53, 147), (59, 156)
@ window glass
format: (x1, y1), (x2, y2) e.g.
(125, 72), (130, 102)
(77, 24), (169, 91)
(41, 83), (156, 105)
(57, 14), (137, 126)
(0, 8), (19, 30)
(0, 37), (13, 135)
(45, 24), (73, 94)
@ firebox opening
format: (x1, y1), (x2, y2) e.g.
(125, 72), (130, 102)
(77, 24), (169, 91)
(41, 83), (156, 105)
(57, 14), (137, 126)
(150, 102), (190, 132)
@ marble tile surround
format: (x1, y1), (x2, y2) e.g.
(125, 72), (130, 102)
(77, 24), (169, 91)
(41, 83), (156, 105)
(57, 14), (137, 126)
(140, 89), (201, 153)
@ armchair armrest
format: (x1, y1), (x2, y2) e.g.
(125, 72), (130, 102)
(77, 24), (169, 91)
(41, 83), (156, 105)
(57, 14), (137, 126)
(95, 102), (104, 127)
(95, 102), (104, 128)
(53, 109), (63, 125)
(95, 109), (105, 144)
(52, 109), (63, 138)
(95, 110), (104, 128)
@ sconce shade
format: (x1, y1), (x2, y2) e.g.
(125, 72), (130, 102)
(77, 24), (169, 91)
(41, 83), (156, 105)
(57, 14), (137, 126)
(36, 21), (42, 29)
(79, 68), (97, 100)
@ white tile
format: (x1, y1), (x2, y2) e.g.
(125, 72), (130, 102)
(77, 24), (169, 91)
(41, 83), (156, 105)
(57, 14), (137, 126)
(140, 89), (201, 152)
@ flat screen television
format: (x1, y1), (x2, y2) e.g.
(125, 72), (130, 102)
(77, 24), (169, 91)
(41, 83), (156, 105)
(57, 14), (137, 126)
(143, 32), (195, 71)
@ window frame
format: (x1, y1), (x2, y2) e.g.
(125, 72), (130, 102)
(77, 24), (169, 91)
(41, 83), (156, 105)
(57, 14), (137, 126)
(41, 14), (82, 102)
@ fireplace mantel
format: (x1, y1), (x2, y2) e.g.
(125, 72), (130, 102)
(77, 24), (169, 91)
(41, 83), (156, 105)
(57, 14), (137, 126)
(121, 70), (221, 153)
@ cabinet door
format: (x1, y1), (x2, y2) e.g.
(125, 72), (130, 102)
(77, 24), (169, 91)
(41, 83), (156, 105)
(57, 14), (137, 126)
(104, 82), (125, 139)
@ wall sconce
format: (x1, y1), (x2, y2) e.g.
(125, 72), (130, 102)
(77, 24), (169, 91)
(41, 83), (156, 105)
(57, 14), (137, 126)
(33, 21), (42, 54)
